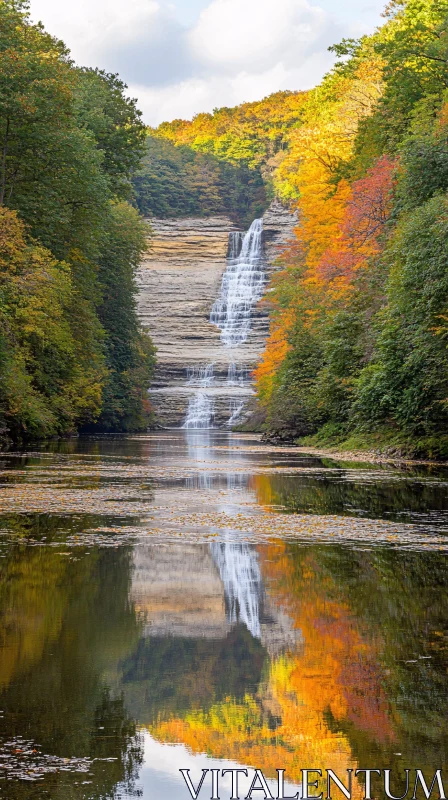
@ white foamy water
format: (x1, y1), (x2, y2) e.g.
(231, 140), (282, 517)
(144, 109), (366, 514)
(183, 218), (264, 429)
(186, 364), (214, 387)
(183, 365), (215, 429)
(210, 219), (264, 347)
(227, 363), (249, 385)
(226, 399), (245, 427)
(210, 542), (262, 639)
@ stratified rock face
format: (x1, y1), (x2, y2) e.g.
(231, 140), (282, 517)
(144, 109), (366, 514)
(137, 216), (239, 427)
(136, 203), (297, 428)
(263, 198), (299, 268)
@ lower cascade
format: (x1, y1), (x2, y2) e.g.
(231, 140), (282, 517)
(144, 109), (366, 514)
(183, 218), (264, 429)
(183, 365), (215, 429)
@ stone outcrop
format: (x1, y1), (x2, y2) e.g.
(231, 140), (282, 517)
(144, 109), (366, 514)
(136, 202), (298, 428)
(263, 198), (299, 267)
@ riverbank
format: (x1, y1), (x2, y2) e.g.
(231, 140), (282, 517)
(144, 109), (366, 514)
(260, 429), (448, 465)
(3, 424), (447, 467)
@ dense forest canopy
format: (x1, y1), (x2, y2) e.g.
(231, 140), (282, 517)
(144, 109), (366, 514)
(133, 135), (267, 226)
(132, 91), (308, 226)
(0, 0), (155, 442)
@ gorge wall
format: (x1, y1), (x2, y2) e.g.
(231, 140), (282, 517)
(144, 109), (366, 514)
(137, 200), (298, 428)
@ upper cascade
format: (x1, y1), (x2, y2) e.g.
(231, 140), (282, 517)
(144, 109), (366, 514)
(210, 218), (264, 347)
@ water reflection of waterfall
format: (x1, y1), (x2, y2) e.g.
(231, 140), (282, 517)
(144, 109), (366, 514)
(210, 543), (262, 639)
(183, 218), (264, 429)
(185, 429), (214, 489)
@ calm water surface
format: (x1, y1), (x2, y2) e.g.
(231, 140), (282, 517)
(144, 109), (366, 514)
(0, 431), (447, 799)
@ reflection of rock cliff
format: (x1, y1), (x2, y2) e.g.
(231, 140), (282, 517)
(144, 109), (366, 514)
(131, 543), (300, 656)
(132, 544), (231, 639)
(136, 201), (297, 427)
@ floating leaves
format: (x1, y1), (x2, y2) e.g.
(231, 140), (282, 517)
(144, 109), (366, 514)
(0, 737), (92, 782)
(0, 435), (447, 552)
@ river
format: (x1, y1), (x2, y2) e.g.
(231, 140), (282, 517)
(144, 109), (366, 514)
(0, 430), (447, 799)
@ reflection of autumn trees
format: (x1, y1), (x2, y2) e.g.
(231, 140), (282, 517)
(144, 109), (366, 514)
(1, 520), (445, 797)
(259, 545), (394, 743)
(261, 544), (448, 770)
(253, 470), (448, 525)
(120, 624), (267, 726)
(150, 542), (448, 785)
(149, 541), (392, 789)
(0, 547), (69, 688)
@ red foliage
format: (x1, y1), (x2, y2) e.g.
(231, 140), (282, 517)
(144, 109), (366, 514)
(317, 156), (397, 285)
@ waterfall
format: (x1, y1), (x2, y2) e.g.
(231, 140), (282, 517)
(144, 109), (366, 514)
(210, 218), (264, 347)
(227, 363), (249, 386)
(210, 542), (262, 639)
(183, 218), (264, 429)
(183, 364), (215, 429)
(226, 399), (245, 427)
(186, 364), (214, 386)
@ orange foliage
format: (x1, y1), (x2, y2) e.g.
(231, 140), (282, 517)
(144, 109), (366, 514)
(255, 55), (387, 398)
(149, 544), (394, 788)
(317, 156), (396, 282)
(253, 307), (294, 404)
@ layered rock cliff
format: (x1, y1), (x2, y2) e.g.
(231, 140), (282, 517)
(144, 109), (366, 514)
(263, 198), (299, 265)
(136, 201), (298, 428)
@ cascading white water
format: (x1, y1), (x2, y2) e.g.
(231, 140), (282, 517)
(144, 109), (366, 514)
(210, 542), (262, 639)
(227, 363), (249, 386)
(183, 218), (264, 429)
(210, 219), (264, 347)
(183, 364), (215, 429)
(186, 364), (214, 386)
(226, 399), (245, 427)
(183, 394), (214, 429)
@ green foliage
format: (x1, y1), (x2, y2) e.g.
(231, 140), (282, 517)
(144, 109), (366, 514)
(266, 323), (325, 437)
(398, 101), (448, 208)
(0, 207), (86, 439)
(133, 135), (266, 225)
(74, 68), (146, 200)
(265, 310), (367, 438)
(0, 0), (154, 444)
(376, 0), (448, 140)
(354, 195), (448, 435)
(93, 202), (156, 432)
